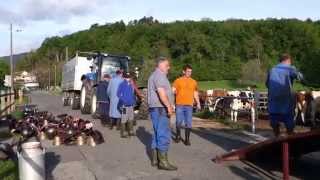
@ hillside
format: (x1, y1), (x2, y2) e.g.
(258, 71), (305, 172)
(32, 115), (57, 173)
(16, 17), (320, 87)
(0, 52), (28, 66)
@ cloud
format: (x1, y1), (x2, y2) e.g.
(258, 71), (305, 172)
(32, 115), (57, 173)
(0, 0), (109, 24)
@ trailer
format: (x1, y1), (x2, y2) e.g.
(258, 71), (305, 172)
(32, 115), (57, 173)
(61, 54), (93, 109)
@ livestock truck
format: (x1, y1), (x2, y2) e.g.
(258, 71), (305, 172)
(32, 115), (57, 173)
(61, 51), (148, 118)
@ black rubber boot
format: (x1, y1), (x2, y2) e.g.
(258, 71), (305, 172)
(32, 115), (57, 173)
(151, 149), (158, 167)
(184, 128), (191, 146)
(109, 118), (115, 130)
(120, 123), (128, 138)
(128, 121), (135, 136)
(273, 124), (280, 137)
(116, 119), (121, 131)
(157, 152), (178, 171)
(175, 127), (181, 143)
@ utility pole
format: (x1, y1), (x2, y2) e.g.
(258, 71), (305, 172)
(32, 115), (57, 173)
(48, 66), (51, 90)
(65, 47), (68, 62)
(10, 23), (13, 88)
(55, 53), (59, 88)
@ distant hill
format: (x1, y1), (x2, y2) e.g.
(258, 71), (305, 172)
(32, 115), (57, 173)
(0, 52), (28, 65)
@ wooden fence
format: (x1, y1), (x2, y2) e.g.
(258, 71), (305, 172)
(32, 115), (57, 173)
(0, 88), (15, 117)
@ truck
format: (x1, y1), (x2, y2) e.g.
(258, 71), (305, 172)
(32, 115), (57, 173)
(61, 51), (131, 116)
(61, 53), (93, 109)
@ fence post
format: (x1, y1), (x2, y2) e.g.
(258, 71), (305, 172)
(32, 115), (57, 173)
(18, 89), (23, 104)
(0, 90), (6, 116)
(11, 89), (15, 112)
(6, 89), (11, 114)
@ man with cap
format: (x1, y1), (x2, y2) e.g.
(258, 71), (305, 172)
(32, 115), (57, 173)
(96, 74), (111, 126)
(266, 53), (304, 136)
(148, 56), (177, 171)
(86, 66), (97, 81)
(107, 70), (124, 130)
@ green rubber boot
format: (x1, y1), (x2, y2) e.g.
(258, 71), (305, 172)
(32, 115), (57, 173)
(128, 121), (136, 136)
(120, 123), (128, 138)
(157, 152), (178, 171)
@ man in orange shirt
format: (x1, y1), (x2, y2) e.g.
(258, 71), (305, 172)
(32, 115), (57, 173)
(172, 65), (201, 146)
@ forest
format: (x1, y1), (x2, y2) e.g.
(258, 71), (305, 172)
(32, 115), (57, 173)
(13, 17), (320, 88)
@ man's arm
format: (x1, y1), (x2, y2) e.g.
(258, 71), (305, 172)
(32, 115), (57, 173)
(194, 91), (201, 109)
(265, 70), (270, 88)
(107, 81), (111, 97)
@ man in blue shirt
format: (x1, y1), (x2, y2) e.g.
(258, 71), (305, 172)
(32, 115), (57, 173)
(266, 54), (303, 137)
(86, 66), (97, 81)
(117, 73), (136, 138)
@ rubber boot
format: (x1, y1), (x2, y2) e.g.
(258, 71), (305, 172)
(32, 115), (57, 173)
(185, 128), (191, 146)
(109, 118), (114, 130)
(175, 127), (181, 143)
(151, 149), (158, 167)
(157, 152), (178, 171)
(116, 119), (121, 131)
(128, 121), (135, 136)
(273, 124), (280, 137)
(120, 123), (128, 138)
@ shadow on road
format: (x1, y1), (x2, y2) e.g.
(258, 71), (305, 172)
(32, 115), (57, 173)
(46, 152), (61, 180)
(136, 126), (153, 161)
(192, 128), (249, 151)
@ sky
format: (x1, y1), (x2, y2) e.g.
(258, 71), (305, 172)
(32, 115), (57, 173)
(0, 0), (319, 56)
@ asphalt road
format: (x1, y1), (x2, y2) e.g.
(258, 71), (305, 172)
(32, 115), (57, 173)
(29, 91), (316, 180)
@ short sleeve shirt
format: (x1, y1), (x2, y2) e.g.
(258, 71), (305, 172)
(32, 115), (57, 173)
(147, 69), (174, 108)
(173, 77), (198, 106)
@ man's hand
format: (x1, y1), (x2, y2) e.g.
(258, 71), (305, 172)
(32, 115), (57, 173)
(196, 104), (201, 111)
(167, 105), (174, 116)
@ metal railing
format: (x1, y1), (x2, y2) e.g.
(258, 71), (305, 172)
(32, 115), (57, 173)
(0, 88), (15, 117)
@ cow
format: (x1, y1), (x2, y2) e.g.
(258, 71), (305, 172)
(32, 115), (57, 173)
(295, 91), (320, 126)
(211, 90), (255, 123)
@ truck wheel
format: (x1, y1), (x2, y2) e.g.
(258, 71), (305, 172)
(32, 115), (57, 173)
(91, 89), (98, 119)
(71, 94), (80, 110)
(63, 97), (69, 106)
(80, 85), (91, 114)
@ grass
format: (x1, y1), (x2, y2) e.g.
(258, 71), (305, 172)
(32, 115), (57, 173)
(198, 80), (309, 91)
(0, 160), (18, 180)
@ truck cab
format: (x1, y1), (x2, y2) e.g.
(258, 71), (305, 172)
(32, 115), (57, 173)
(80, 53), (130, 115)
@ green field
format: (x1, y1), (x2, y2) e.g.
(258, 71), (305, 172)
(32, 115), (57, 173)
(198, 80), (308, 91)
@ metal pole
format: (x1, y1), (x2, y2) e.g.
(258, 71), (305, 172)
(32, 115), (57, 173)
(48, 67), (51, 90)
(282, 142), (290, 180)
(65, 47), (68, 62)
(54, 65), (56, 89)
(10, 23), (13, 89)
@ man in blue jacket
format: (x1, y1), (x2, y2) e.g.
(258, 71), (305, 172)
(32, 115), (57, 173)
(266, 54), (303, 137)
(117, 73), (136, 138)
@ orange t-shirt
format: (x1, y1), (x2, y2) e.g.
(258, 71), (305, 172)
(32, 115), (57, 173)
(173, 77), (198, 106)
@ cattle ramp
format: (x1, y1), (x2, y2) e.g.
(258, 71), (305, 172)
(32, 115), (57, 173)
(214, 130), (320, 180)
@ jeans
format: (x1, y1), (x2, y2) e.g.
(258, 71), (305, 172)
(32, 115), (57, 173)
(149, 107), (171, 153)
(270, 113), (295, 131)
(176, 105), (193, 128)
